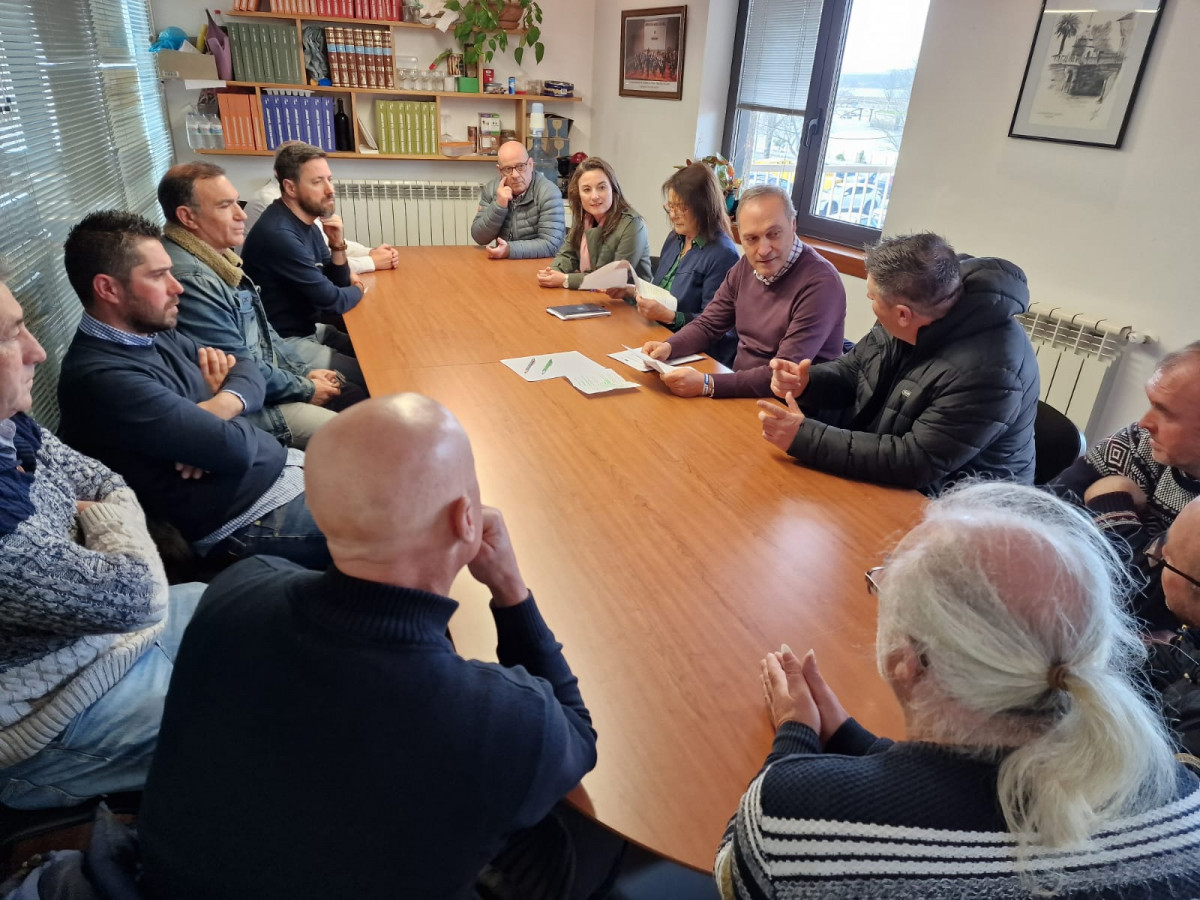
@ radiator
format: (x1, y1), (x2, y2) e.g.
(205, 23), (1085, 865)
(1017, 302), (1153, 431)
(337, 180), (483, 248)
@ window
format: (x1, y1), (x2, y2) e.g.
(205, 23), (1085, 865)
(0, 0), (172, 428)
(723, 0), (930, 245)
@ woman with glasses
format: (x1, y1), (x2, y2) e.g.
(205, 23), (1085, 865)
(536, 157), (651, 290)
(606, 163), (740, 366)
(716, 482), (1200, 899)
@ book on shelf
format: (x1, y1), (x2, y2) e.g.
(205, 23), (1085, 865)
(226, 22), (304, 84)
(261, 94), (336, 151)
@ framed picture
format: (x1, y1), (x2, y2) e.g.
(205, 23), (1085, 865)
(619, 6), (687, 101)
(1009, 0), (1167, 148)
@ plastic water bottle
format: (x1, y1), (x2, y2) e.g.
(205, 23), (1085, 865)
(185, 107), (204, 150)
(197, 114), (215, 149)
(209, 115), (225, 150)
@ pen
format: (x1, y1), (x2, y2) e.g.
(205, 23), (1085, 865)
(541, 359), (553, 374)
(524, 357), (536, 374)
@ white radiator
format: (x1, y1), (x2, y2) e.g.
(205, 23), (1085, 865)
(1017, 302), (1152, 431)
(337, 180), (482, 248)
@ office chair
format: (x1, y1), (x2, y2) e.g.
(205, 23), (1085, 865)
(1033, 400), (1086, 485)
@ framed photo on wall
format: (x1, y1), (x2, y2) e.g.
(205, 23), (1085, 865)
(619, 6), (687, 101)
(1009, 0), (1167, 148)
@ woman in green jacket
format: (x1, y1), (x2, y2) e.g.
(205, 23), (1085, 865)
(536, 157), (652, 290)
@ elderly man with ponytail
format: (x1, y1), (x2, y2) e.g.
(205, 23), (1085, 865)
(716, 482), (1200, 900)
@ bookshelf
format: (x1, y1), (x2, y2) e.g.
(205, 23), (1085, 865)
(204, 9), (580, 162)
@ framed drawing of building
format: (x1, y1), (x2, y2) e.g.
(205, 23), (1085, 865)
(620, 7), (687, 101)
(1009, 0), (1167, 148)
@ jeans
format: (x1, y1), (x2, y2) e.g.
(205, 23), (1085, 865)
(0, 582), (207, 810)
(284, 324), (369, 398)
(213, 492), (332, 571)
(247, 401), (337, 449)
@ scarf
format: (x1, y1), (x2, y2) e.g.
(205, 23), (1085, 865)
(578, 213), (597, 273)
(0, 413), (42, 535)
(163, 223), (246, 288)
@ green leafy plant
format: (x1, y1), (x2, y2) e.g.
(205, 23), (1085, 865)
(443, 0), (545, 67)
(679, 154), (742, 198)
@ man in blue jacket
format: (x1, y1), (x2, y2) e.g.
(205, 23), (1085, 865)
(159, 161), (364, 449)
(57, 211), (330, 569)
(241, 142), (368, 393)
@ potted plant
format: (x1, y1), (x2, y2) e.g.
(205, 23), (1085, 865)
(444, 0), (545, 67)
(680, 154), (742, 216)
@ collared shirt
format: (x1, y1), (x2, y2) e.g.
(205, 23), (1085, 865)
(78, 313), (298, 549)
(660, 233), (707, 294)
(754, 236), (804, 286)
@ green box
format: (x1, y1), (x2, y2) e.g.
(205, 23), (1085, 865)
(457, 76), (480, 93)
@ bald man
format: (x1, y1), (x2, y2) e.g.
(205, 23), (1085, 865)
(137, 394), (597, 899)
(1143, 497), (1200, 756)
(470, 140), (566, 260)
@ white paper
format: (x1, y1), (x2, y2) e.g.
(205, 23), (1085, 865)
(633, 277), (678, 312)
(610, 347), (704, 374)
(577, 260), (633, 291)
(501, 351), (611, 383)
(567, 369), (640, 395)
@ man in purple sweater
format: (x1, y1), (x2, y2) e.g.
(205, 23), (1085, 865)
(642, 184), (846, 399)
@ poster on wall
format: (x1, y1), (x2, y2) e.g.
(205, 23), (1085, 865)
(619, 6), (687, 101)
(1009, 0), (1166, 148)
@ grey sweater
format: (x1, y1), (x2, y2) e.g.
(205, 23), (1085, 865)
(470, 171), (566, 260)
(0, 426), (168, 767)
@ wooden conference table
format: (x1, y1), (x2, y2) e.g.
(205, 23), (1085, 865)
(345, 247), (924, 873)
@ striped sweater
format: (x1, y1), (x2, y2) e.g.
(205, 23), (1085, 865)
(716, 719), (1200, 899)
(0, 425), (168, 767)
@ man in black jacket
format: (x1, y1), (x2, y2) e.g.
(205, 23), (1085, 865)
(758, 232), (1038, 493)
(57, 211), (330, 569)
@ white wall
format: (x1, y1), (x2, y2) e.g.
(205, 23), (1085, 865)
(150, 0), (595, 196)
(588, 0), (739, 251)
(881, 0), (1195, 441)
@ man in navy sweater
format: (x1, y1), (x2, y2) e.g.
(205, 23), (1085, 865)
(139, 393), (599, 899)
(241, 141), (369, 394)
(57, 211), (330, 569)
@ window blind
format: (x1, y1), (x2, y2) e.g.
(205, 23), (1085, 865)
(0, 0), (171, 429)
(735, 0), (826, 116)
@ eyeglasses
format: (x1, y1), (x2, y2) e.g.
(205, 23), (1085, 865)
(662, 202), (687, 214)
(865, 566), (886, 596)
(1145, 536), (1200, 590)
(497, 160), (531, 176)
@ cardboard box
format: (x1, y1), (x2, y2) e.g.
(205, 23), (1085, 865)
(155, 49), (219, 81)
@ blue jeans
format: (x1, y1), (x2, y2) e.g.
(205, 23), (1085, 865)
(213, 492), (332, 571)
(284, 324), (368, 397)
(0, 582), (206, 809)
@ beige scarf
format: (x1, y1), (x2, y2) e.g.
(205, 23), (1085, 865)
(163, 223), (246, 289)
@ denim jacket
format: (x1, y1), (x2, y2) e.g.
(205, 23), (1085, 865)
(165, 240), (313, 443)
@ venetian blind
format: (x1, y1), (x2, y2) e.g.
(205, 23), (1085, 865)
(0, 0), (171, 429)
(735, 0), (827, 116)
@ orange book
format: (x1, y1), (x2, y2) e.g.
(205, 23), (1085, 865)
(249, 93), (266, 150)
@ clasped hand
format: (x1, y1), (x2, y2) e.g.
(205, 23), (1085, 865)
(467, 506), (530, 609)
(761, 646), (849, 743)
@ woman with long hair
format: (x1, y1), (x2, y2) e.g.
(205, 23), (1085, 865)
(536, 157), (651, 290)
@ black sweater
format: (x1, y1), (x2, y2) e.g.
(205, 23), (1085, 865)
(57, 329), (285, 540)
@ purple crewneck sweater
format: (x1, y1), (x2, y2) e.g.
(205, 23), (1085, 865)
(666, 246), (846, 398)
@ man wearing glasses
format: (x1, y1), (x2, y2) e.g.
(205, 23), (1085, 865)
(470, 141), (566, 260)
(1049, 342), (1200, 627)
(1143, 498), (1200, 755)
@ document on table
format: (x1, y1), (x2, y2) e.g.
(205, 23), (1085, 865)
(501, 351), (640, 395)
(577, 260), (634, 291)
(502, 351), (604, 382)
(609, 346), (704, 374)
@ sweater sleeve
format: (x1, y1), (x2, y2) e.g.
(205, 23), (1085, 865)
(492, 594), (598, 828)
(0, 488), (167, 635)
(77, 363), (273, 476)
(666, 268), (739, 356)
(711, 261), (845, 399)
(786, 362), (1026, 491)
(549, 235), (581, 282)
(35, 428), (125, 502)
(686, 244), (740, 328)
(263, 223), (363, 317)
(506, 178), (566, 260)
